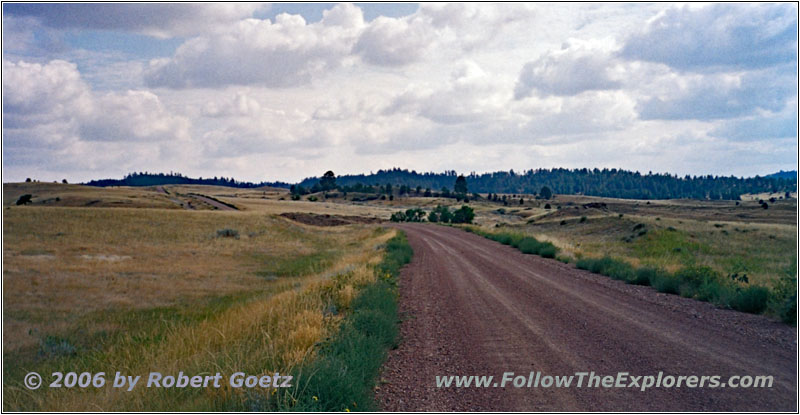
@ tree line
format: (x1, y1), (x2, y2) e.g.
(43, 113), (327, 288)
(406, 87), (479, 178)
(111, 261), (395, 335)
(297, 167), (796, 200)
(86, 172), (291, 189)
(83, 167), (796, 201)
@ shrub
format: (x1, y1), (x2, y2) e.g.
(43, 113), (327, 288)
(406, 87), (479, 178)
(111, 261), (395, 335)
(517, 237), (543, 254)
(650, 273), (680, 294)
(779, 292), (797, 324)
(632, 267), (659, 285)
(560, 220), (567, 225)
(673, 266), (721, 300)
(431, 205), (453, 223)
(538, 244), (558, 258)
(38, 336), (77, 358)
(216, 228), (239, 238)
(15, 194), (32, 205)
(451, 205), (475, 224)
(730, 286), (770, 314)
(391, 208), (425, 222)
(579, 216), (587, 223)
(493, 233), (517, 246)
(544, 203), (551, 209)
(575, 257), (635, 281)
(307, 195), (318, 202)
(604, 260), (635, 281)
(770, 275), (797, 325)
(576, 256), (614, 274)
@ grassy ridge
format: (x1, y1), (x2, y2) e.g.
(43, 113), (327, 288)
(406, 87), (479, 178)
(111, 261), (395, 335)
(269, 232), (412, 411)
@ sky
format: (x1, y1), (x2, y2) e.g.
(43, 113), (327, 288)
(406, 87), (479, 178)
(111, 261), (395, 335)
(2, 2), (798, 183)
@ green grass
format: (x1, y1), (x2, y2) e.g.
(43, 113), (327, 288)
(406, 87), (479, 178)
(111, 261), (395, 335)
(469, 228), (559, 259)
(632, 228), (707, 267)
(268, 232), (412, 412)
(255, 251), (337, 278)
(521, 214), (796, 291)
(574, 256), (781, 319)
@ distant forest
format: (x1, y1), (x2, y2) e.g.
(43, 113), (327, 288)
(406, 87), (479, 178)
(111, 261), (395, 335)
(297, 168), (797, 200)
(85, 168), (796, 200)
(85, 172), (291, 189)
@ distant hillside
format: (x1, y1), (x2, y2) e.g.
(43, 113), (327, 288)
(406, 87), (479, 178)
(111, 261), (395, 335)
(298, 167), (797, 200)
(85, 172), (291, 189)
(764, 170), (797, 180)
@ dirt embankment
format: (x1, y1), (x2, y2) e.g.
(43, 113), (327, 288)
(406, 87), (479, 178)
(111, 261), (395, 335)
(376, 223), (797, 412)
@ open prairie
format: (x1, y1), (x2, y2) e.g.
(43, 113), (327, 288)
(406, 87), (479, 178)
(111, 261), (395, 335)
(3, 182), (797, 411)
(3, 182), (397, 411)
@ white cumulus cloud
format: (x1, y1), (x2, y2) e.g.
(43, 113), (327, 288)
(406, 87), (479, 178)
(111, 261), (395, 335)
(144, 4), (365, 88)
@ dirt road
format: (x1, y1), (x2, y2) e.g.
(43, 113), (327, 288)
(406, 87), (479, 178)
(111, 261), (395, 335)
(189, 194), (237, 211)
(376, 224), (797, 411)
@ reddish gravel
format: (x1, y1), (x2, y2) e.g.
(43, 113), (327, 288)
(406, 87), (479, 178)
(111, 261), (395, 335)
(375, 223), (797, 412)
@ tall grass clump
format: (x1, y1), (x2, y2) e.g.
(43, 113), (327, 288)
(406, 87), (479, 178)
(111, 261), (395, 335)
(632, 267), (662, 286)
(650, 272), (681, 294)
(575, 256), (635, 282)
(476, 230), (559, 259)
(770, 275), (797, 324)
(674, 266), (724, 301)
(277, 232), (412, 412)
(730, 286), (770, 314)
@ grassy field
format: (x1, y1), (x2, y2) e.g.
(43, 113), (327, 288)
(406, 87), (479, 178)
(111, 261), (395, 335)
(3, 181), (797, 410)
(3, 183), (399, 411)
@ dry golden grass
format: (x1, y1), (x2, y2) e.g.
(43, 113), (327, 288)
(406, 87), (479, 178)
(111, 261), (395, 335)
(3, 182), (179, 209)
(3, 196), (394, 411)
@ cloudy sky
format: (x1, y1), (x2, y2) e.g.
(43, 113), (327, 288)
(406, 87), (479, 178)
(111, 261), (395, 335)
(2, 3), (797, 183)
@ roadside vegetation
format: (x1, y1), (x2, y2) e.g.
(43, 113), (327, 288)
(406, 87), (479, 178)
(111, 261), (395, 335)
(465, 228), (559, 260)
(572, 256), (793, 321)
(267, 233), (412, 411)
